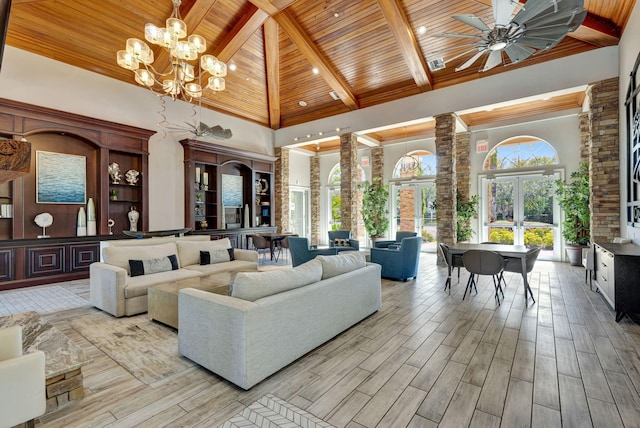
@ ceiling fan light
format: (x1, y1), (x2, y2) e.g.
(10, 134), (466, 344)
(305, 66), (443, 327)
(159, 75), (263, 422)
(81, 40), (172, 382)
(489, 41), (507, 51)
(116, 50), (139, 70)
(134, 69), (154, 86)
(208, 76), (225, 92)
(166, 17), (187, 38)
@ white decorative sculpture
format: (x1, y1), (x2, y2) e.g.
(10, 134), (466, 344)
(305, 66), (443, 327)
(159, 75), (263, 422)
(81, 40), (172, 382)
(128, 206), (139, 232)
(86, 198), (96, 236)
(77, 207), (87, 236)
(108, 162), (122, 184)
(107, 218), (115, 235)
(125, 169), (140, 185)
(34, 212), (53, 238)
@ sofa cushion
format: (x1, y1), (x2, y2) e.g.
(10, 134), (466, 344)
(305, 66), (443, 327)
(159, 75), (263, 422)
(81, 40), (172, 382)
(184, 259), (257, 277)
(103, 242), (179, 275)
(124, 268), (201, 299)
(176, 239), (231, 267)
(200, 248), (234, 265)
(317, 251), (366, 280)
(231, 259), (322, 301)
(129, 254), (179, 277)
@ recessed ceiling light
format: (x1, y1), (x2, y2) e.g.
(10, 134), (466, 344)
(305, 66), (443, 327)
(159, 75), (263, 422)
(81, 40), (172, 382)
(312, 67), (319, 75)
(229, 64), (237, 71)
(336, 127), (341, 132)
(245, 77), (250, 81)
(334, 12), (339, 18)
(299, 101), (307, 107)
(318, 131), (324, 136)
(417, 26), (427, 35)
(294, 137), (299, 141)
(306, 134), (311, 138)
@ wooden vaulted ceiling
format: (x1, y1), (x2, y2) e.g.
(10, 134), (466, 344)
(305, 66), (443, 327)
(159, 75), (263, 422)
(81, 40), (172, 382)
(4, 0), (636, 150)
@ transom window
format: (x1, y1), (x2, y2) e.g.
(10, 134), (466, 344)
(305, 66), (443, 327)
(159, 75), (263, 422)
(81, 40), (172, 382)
(483, 137), (559, 170)
(392, 150), (437, 178)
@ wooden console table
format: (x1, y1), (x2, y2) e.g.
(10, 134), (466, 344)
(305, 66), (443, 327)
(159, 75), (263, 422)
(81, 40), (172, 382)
(594, 242), (640, 321)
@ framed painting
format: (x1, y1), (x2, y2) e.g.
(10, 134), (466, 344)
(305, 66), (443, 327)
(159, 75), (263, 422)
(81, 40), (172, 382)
(221, 174), (243, 207)
(36, 151), (86, 204)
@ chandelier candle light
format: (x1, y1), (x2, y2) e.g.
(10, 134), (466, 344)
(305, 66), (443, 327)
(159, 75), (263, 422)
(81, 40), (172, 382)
(116, 0), (227, 100)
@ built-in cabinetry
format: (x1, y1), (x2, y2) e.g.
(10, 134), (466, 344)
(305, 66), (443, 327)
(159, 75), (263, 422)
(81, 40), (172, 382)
(0, 98), (153, 289)
(181, 140), (277, 232)
(594, 242), (640, 321)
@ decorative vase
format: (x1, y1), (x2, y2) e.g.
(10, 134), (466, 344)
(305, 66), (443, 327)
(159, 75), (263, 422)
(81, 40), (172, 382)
(244, 204), (250, 228)
(77, 207), (87, 236)
(86, 198), (96, 236)
(128, 206), (139, 232)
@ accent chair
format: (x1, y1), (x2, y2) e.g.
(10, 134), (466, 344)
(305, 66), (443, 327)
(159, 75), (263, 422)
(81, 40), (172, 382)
(369, 236), (422, 281)
(374, 231), (417, 248)
(288, 237), (338, 267)
(0, 326), (46, 428)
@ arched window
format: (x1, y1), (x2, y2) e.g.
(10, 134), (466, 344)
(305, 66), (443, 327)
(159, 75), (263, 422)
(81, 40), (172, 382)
(392, 150), (437, 178)
(483, 136), (559, 170)
(327, 164), (366, 185)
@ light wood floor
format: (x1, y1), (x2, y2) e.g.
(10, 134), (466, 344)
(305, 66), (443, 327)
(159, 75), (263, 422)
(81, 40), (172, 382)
(35, 253), (640, 427)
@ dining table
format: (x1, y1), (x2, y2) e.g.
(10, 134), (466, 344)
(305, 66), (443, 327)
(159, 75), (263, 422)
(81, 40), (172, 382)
(249, 232), (297, 261)
(446, 243), (537, 303)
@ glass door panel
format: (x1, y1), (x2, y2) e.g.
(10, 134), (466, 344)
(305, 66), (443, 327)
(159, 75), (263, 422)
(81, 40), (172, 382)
(486, 179), (516, 244)
(521, 175), (557, 260)
(289, 188), (309, 237)
(392, 182), (437, 252)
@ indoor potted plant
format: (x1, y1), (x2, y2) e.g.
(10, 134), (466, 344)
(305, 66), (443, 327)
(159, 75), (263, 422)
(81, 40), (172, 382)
(360, 177), (389, 247)
(555, 162), (590, 265)
(456, 191), (479, 242)
(109, 189), (119, 201)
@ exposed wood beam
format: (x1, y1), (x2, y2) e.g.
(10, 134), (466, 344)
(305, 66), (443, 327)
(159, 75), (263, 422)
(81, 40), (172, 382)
(248, 0), (298, 16)
(215, 6), (270, 62)
(274, 9), (359, 110)
(570, 13), (621, 47)
(264, 18), (281, 129)
(375, 0), (432, 91)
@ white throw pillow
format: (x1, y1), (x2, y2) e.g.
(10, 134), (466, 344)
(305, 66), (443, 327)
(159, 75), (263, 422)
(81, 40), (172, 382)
(176, 238), (232, 267)
(231, 259), (322, 301)
(316, 251), (366, 280)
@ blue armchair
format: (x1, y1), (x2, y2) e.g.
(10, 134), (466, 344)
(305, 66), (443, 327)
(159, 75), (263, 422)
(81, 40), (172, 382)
(328, 230), (360, 251)
(374, 231), (418, 248)
(288, 237), (338, 267)
(370, 236), (422, 281)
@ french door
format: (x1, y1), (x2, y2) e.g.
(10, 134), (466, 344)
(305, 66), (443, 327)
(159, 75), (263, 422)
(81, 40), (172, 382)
(391, 181), (437, 252)
(480, 173), (560, 260)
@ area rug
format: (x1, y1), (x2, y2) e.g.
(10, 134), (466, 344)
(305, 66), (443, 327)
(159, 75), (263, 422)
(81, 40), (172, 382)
(69, 312), (193, 384)
(221, 394), (334, 428)
(0, 285), (89, 317)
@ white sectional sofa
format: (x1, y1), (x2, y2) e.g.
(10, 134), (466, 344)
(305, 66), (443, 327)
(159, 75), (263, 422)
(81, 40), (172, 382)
(178, 252), (382, 389)
(90, 236), (258, 317)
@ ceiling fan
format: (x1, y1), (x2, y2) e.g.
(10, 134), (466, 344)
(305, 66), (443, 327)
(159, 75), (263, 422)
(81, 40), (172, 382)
(165, 121), (233, 139)
(431, 0), (587, 72)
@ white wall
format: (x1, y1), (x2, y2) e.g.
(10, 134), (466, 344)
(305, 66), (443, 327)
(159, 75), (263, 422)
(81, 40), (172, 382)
(618, 3), (640, 241)
(0, 46), (274, 230)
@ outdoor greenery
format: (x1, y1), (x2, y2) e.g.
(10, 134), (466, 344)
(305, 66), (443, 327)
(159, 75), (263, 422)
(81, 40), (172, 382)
(489, 227), (554, 248)
(555, 162), (590, 246)
(456, 192), (479, 242)
(360, 177), (389, 238)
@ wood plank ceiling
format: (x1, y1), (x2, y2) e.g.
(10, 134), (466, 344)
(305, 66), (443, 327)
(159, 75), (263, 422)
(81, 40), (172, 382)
(5, 0), (635, 152)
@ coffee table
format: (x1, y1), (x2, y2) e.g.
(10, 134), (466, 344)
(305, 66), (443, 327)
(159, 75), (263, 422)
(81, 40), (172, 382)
(148, 271), (250, 329)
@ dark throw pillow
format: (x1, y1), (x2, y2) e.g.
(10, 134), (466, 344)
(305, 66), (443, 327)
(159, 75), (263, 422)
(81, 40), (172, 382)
(200, 248), (235, 265)
(129, 254), (179, 277)
(334, 238), (350, 247)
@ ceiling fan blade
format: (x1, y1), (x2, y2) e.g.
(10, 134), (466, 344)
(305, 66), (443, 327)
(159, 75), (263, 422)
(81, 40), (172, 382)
(512, 0), (579, 26)
(504, 43), (536, 64)
(452, 14), (491, 32)
(455, 50), (487, 72)
(432, 32), (483, 39)
(447, 48), (482, 64)
(492, 0), (518, 26)
(517, 36), (561, 50)
(481, 49), (503, 72)
(524, 5), (586, 30)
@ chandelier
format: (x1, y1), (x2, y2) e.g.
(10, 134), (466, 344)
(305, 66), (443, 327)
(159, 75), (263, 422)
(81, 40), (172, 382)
(116, 0), (227, 101)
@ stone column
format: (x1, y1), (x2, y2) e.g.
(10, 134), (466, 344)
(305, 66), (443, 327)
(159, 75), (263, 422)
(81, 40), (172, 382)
(310, 155), (320, 246)
(340, 133), (358, 236)
(456, 132), (471, 201)
(435, 113), (457, 263)
(578, 112), (591, 164)
(274, 147), (290, 232)
(371, 146), (384, 181)
(588, 77), (620, 242)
